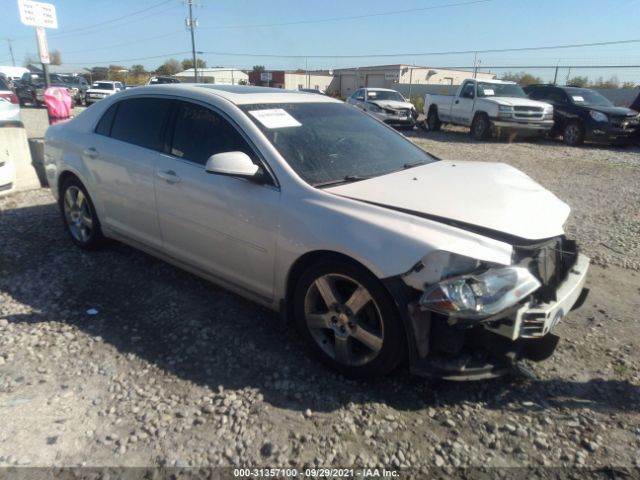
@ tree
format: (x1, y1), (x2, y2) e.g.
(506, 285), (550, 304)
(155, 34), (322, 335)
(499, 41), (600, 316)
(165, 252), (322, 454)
(181, 58), (207, 70)
(50, 49), (62, 65)
(621, 81), (637, 89)
(91, 67), (109, 81)
(252, 65), (265, 73)
(567, 76), (589, 87)
(130, 64), (146, 75)
(156, 58), (181, 76)
(591, 76), (619, 89)
(500, 71), (543, 86)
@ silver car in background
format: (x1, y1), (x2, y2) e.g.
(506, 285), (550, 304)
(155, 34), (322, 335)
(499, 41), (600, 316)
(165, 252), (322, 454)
(44, 85), (589, 379)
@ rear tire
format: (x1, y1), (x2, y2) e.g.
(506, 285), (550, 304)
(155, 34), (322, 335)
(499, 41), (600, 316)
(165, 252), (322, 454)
(426, 108), (441, 132)
(294, 260), (405, 378)
(58, 177), (105, 250)
(471, 113), (492, 140)
(563, 121), (585, 146)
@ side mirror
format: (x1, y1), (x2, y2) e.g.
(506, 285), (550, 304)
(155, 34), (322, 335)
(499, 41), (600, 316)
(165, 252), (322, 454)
(205, 151), (260, 179)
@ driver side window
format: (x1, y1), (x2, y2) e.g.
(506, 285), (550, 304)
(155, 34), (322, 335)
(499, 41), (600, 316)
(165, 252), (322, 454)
(354, 89), (365, 101)
(171, 101), (256, 166)
(461, 83), (475, 99)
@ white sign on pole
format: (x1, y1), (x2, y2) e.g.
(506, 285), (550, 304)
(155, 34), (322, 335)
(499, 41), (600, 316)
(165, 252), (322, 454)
(260, 72), (272, 81)
(35, 27), (50, 64)
(18, 0), (58, 29)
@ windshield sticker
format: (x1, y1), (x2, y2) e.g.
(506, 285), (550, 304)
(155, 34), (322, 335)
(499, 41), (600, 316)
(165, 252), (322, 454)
(572, 96), (585, 102)
(249, 108), (302, 129)
(483, 89), (495, 95)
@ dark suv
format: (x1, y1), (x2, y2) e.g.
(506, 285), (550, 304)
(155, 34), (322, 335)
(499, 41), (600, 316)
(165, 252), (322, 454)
(524, 84), (640, 146)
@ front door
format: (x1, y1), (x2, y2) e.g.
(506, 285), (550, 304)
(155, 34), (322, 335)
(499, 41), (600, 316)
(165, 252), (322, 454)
(154, 100), (280, 300)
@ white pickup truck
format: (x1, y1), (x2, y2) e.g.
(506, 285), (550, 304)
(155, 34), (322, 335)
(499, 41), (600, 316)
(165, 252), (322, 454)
(424, 79), (554, 140)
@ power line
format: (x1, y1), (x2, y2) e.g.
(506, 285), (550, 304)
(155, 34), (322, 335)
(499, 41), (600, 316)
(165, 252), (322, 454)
(50, 0), (175, 37)
(63, 51), (192, 66)
(201, 38), (640, 59)
(200, 0), (492, 30)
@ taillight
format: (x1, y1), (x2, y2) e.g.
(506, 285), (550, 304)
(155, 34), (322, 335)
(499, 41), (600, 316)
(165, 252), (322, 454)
(0, 93), (19, 104)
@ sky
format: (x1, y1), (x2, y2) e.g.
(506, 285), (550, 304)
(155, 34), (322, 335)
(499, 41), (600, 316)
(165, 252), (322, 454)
(2, 0), (640, 83)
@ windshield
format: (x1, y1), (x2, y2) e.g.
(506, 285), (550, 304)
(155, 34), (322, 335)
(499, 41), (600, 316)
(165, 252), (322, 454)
(92, 82), (114, 90)
(63, 77), (81, 85)
(367, 90), (405, 102)
(477, 83), (527, 98)
(566, 88), (613, 107)
(241, 102), (436, 186)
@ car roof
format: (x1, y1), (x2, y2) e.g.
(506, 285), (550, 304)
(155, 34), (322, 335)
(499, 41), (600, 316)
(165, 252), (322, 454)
(363, 88), (399, 92)
(123, 84), (342, 105)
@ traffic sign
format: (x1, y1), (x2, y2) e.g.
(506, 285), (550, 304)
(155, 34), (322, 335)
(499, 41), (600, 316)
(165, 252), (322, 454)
(36, 27), (49, 64)
(18, 0), (58, 29)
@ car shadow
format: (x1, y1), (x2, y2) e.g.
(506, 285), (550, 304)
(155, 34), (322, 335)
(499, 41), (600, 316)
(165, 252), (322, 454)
(1, 200), (639, 415)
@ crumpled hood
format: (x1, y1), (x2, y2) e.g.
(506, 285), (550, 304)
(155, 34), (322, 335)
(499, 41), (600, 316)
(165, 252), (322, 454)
(325, 160), (570, 241)
(368, 99), (414, 110)
(487, 97), (551, 109)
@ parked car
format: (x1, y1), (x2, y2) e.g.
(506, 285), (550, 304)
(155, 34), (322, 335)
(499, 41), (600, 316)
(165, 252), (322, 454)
(0, 97), (22, 126)
(44, 85), (589, 380)
(347, 88), (418, 128)
(62, 75), (90, 106)
(15, 72), (71, 107)
(524, 84), (640, 146)
(147, 76), (180, 85)
(424, 79), (554, 140)
(0, 75), (19, 109)
(0, 65), (29, 83)
(86, 81), (124, 105)
(298, 88), (326, 95)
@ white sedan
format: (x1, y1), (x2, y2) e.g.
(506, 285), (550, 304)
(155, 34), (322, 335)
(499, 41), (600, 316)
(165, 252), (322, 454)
(44, 85), (589, 379)
(346, 88), (418, 128)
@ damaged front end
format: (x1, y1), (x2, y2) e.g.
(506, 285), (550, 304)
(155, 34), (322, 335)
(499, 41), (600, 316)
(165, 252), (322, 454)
(388, 236), (590, 380)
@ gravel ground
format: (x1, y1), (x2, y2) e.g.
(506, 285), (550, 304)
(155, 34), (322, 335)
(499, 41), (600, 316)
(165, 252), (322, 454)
(0, 109), (639, 475)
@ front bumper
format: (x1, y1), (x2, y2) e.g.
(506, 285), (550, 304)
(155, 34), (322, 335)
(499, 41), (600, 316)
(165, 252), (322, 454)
(370, 111), (416, 126)
(491, 118), (555, 131)
(386, 252), (589, 381)
(585, 123), (638, 144)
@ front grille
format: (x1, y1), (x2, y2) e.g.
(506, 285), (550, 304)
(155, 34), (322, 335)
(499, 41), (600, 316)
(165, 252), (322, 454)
(513, 106), (544, 120)
(513, 236), (578, 303)
(610, 115), (640, 129)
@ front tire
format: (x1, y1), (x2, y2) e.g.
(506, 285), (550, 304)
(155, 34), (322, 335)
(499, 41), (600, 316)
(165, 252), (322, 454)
(471, 113), (492, 140)
(294, 260), (404, 378)
(59, 177), (105, 250)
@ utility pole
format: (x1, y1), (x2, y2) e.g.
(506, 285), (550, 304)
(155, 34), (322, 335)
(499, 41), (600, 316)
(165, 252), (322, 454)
(186, 0), (199, 83)
(473, 51), (478, 79)
(7, 38), (15, 66)
(553, 60), (559, 84)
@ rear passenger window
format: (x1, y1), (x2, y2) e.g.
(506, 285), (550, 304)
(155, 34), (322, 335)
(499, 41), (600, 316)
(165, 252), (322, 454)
(95, 103), (118, 136)
(170, 101), (255, 166)
(110, 98), (172, 151)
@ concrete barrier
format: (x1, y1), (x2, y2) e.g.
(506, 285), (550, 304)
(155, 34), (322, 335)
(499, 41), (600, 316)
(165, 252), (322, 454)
(0, 128), (43, 198)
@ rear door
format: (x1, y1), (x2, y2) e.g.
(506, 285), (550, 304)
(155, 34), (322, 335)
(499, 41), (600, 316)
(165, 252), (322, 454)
(154, 100), (280, 300)
(88, 96), (172, 248)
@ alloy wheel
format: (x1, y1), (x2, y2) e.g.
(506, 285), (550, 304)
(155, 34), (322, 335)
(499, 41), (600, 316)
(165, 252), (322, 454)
(303, 273), (384, 367)
(63, 186), (93, 243)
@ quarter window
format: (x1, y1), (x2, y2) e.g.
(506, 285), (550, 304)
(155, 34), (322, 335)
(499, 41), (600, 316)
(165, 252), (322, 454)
(110, 98), (172, 151)
(170, 101), (255, 166)
(95, 103), (118, 136)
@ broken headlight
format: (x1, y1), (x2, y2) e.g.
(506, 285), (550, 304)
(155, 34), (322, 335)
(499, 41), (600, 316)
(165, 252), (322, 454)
(419, 266), (541, 320)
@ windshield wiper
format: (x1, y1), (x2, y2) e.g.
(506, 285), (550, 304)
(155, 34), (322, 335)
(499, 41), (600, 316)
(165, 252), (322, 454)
(314, 175), (375, 188)
(403, 160), (428, 170)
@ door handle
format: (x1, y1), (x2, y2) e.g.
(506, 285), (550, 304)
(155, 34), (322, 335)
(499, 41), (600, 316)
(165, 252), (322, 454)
(157, 169), (181, 184)
(83, 147), (99, 159)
